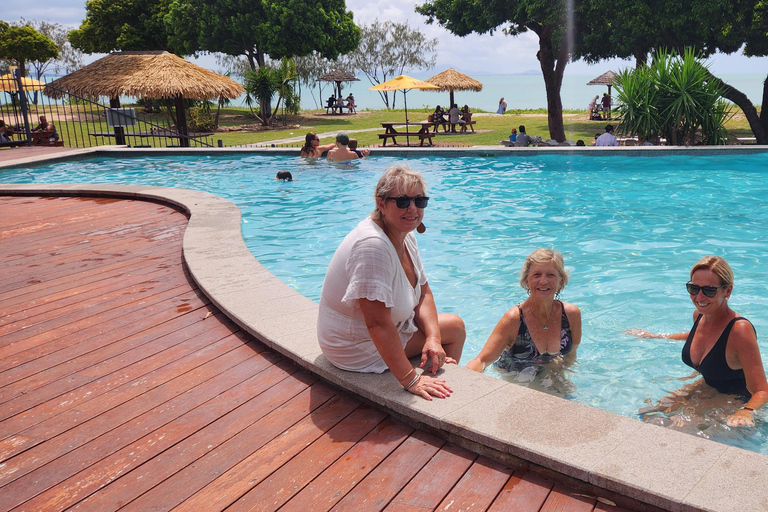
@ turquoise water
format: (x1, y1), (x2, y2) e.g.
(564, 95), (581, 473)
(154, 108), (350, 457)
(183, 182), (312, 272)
(3, 152), (768, 453)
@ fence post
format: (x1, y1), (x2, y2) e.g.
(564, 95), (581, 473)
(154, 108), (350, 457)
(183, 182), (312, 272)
(109, 98), (126, 145)
(14, 70), (32, 146)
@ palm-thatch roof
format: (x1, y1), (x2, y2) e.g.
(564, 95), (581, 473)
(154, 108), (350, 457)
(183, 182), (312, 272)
(426, 68), (483, 92)
(425, 68), (483, 107)
(586, 70), (618, 86)
(45, 51), (244, 100)
(318, 69), (359, 83)
(317, 68), (359, 99)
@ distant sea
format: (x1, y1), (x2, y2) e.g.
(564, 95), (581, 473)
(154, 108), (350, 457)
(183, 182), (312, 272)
(298, 73), (766, 113)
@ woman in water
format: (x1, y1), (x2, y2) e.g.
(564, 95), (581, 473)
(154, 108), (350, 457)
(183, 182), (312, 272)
(466, 248), (582, 373)
(317, 166), (465, 400)
(300, 132), (335, 158)
(628, 256), (768, 427)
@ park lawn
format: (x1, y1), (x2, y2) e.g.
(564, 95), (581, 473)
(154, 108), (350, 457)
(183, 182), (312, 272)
(213, 106), (757, 148)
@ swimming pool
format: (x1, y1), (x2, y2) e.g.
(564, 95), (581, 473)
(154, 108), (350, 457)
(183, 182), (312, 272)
(3, 151), (768, 454)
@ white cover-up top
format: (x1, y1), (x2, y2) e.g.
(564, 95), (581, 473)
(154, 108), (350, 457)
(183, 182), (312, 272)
(317, 217), (427, 373)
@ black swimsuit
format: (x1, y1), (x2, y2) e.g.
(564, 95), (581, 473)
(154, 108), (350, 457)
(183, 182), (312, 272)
(495, 301), (573, 370)
(682, 314), (752, 395)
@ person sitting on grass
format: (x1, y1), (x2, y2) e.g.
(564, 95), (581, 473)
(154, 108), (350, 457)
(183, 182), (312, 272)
(509, 128), (517, 142)
(326, 133), (359, 162)
(348, 138), (370, 158)
(515, 125), (532, 146)
(300, 132), (336, 158)
(596, 124), (619, 146)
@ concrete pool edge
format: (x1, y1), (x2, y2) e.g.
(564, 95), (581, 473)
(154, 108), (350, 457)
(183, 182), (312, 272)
(3, 182), (767, 512)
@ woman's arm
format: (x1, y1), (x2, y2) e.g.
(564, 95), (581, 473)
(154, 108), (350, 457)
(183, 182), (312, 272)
(359, 298), (453, 400)
(624, 328), (689, 340)
(413, 282), (447, 374)
(726, 322), (768, 427)
(466, 308), (520, 372)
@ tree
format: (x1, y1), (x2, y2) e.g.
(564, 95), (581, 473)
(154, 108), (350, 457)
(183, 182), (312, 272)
(0, 24), (58, 78)
(166, 0), (360, 118)
(21, 20), (84, 82)
(579, 0), (768, 143)
(68, 0), (173, 53)
(243, 58), (298, 125)
(166, 0), (360, 69)
(416, 0), (577, 141)
(346, 20), (438, 109)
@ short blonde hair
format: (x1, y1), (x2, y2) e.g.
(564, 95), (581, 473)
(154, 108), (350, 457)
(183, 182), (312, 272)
(690, 255), (734, 286)
(371, 166), (428, 220)
(519, 248), (569, 293)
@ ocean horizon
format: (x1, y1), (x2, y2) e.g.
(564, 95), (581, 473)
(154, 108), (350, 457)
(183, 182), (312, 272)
(299, 73), (766, 113)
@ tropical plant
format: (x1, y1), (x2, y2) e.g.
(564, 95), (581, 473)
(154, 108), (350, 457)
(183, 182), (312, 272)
(616, 49), (732, 145)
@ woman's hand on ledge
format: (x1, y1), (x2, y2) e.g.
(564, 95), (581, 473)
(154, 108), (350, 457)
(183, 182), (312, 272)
(408, 374), (453, 401)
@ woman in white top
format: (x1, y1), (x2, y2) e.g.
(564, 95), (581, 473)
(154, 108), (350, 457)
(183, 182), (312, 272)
(317, 166), (466, 400)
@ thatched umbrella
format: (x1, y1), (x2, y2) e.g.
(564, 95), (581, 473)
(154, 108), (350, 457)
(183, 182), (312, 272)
(317, 68), (359, 101)
(587, 70), (619, 96)
(45, 51), (244, 146)
(425, 68), (483, 108)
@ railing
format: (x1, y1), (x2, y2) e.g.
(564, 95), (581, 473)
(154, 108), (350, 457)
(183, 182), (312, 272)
(0, 74), (216, 149)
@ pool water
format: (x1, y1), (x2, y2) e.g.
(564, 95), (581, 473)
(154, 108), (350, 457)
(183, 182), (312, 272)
(3, 152), (768, 454)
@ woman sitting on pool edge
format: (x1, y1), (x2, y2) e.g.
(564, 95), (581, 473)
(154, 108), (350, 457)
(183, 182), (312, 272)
(316, 165), (466, 400)
(300, 132), (335, 158)
(466, 248), (582, 373)
(627, 256), (768, 427)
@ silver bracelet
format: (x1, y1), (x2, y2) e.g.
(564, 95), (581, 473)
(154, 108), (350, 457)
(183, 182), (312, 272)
(404, 374), (421, 391)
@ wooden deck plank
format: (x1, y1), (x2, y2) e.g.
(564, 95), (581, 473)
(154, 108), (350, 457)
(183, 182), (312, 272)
(540, 483), (597, 511)
(0, 194), (644, 512)
(332, 429), (445, 511)
(0, 339), (260, 505)
(229, 404), (390, 512)
(68, 360), (303, 512)
(118, 379), (331, 512)
(0, 292), (212, 394)
(173, 391), (363, 512)
(265, 417), (414, 512)
(434, 456), (515, 511)
(488, 470), (554, 512)
(14, 354), (292, 512)
(383, 443), (477, 512)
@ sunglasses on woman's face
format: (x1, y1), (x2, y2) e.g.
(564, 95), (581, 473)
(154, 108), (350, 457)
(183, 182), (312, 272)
(385, 195), (429, 209)
(686, 282), (727, 297)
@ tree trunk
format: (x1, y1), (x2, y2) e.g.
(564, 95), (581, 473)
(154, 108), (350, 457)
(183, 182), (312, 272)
(707, 71), (768, 144)
(534, 26), (567, 142)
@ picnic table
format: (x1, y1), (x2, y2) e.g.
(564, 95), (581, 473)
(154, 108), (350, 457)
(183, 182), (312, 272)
(379, 122), (434, 147)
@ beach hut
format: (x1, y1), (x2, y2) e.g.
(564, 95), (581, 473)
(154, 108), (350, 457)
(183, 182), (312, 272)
(425, 68), (483, 108)
(587, 70), (619, 96)
(45, 51), (244, 146)
(317, 68), (359, 102)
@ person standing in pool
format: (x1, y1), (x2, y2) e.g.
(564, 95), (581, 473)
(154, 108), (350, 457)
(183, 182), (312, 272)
(300, 132), (335, 158)
(628, 256), (768, 427)
(317, 166), (466, 400)
(466, 248), (582, 372)
(326, 133), (359, 162)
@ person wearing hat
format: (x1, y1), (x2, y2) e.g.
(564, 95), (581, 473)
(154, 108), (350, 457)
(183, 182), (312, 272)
(596, 124), (619, 146)
(327, 132), (360, 162)
(509, 128), (517, 142)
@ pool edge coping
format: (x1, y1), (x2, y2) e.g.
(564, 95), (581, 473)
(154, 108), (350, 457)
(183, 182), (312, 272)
(3, 181), (767, 512)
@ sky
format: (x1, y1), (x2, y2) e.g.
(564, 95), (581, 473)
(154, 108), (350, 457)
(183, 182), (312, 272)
(4, 0), (768, 77)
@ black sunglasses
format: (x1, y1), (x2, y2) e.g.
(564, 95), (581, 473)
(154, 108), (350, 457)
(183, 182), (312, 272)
(686, 282), (727, 297)
(386, 195), (429, 209)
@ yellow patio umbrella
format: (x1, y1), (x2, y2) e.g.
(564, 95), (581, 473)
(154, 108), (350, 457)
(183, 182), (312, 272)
(369, 75), (439, 123)
(0, 74), (46, 92)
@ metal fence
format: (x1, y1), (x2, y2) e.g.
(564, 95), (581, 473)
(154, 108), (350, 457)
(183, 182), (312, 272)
(1, 74), (217, 149)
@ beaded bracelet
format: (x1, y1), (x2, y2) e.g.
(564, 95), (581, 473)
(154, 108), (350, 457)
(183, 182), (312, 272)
(404, 374), (421, 391)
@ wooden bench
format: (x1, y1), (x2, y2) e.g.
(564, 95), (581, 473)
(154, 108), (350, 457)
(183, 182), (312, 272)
(378, 131), (434, 147)
(0, 139), (28, 148)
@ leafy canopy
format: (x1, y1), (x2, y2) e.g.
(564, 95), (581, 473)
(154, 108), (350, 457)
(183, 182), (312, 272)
(165, 0), (360, 69)
(0, 24), (59, 77)
(68, 0), (173, 53)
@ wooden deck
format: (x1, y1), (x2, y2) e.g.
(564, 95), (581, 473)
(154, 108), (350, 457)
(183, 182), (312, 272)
(0, 194), (631, 511)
